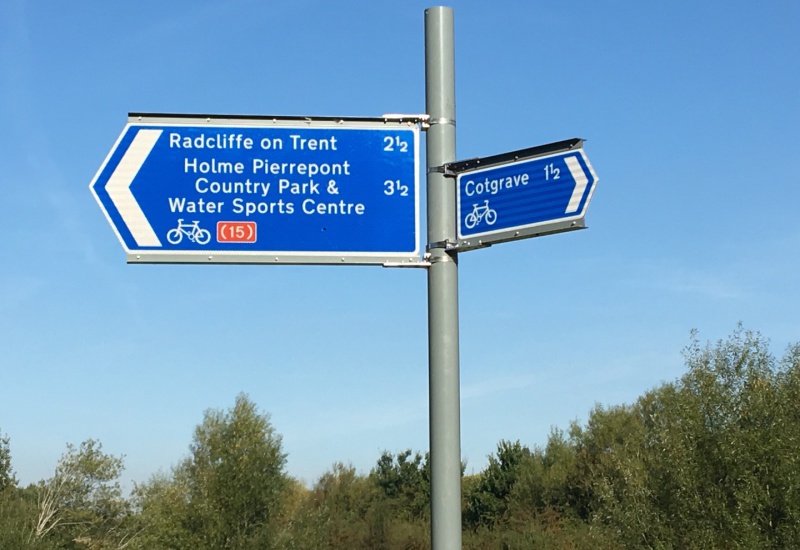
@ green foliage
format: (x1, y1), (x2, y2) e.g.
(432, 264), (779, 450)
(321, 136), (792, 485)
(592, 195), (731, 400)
(130, 471), (192, 550)
(464, 440), (531, 529)
(463, 515), (621, 550)
(31, 439), (132, 549)
(508, 428), (583, 520)
(0, 491), (53, 550)
(285, 455), (433, 550)
(460, 327), (800, 549)
(307, 462), (381, 548)
(5, 328), (800, 549)
(136, 393), (289, 550)
(371, 449), (430, 521)
(187, 396), (286, 546)
(0, 430), (16, 493)
(571, 327), (800, 548)
(0, 439), (50, 550)
(271, 479), (328, 550)
(0, 433), (128, 550)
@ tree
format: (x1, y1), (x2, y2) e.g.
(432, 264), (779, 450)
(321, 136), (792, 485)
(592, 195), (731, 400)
(462, 327), (800, 549)
(569, 327), (800, 548)
(30, 439), (133, 548)
(179, 393), (289, 549)
(305, 463), (378, 549)
(371, 449), (430, 521)
(0, 430), (15, 494)
(649, 327), (800, 547)
(129, 470), (192, 550)
(0, 430), (38, 550)
(464, 440), (532, 529)
(508, 427), (583, 520)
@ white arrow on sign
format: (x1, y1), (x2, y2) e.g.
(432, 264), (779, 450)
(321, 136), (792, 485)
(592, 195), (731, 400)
(564, 155), (589, 215)
(106, 129), (162, 247)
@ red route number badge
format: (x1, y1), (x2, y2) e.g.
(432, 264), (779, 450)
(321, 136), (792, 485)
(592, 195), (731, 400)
(217, 221), (257, 243)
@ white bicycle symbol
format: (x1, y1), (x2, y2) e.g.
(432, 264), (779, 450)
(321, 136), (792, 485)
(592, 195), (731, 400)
(166, 219), (211, 245)
(464, 200), (498, 229)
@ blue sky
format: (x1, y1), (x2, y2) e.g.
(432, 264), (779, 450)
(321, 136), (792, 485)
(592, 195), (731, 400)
(1, 0), (799, 489)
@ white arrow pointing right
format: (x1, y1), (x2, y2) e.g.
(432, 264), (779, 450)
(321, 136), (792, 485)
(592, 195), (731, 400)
(564, 155), (589, 214)
(106, 129), (162, 247)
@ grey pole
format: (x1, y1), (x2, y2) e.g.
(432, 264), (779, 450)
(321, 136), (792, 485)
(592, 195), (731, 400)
(425, 7), (461, 550)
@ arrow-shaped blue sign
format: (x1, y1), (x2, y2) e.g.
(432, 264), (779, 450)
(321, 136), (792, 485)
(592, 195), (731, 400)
(450, 139), (598, 250)
(90, 114), (421, 265)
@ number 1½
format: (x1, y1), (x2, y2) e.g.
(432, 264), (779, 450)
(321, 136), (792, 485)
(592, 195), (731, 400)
(544, 162), (560, 180)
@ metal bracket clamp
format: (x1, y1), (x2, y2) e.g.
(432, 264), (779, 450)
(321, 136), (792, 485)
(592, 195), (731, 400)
(423, 117), (456, 132)
(426, 165), (457, 177)
(426, 252), (457, 264)
(382, 252), (449, 267)
(427, 240), (460, 252)
(381, 113), (431, 126)
(427, 117), (456, 127)
(382, 259), (431, 268)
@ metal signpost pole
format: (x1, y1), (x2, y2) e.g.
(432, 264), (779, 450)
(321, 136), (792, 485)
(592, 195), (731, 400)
(425, 7), (461, 550)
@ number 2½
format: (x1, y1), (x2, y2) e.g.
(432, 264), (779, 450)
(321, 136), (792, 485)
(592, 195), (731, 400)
(383, 136), (408, 152)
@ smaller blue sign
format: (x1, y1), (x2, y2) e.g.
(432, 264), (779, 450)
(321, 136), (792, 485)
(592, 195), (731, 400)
(455, 146), (598, 248)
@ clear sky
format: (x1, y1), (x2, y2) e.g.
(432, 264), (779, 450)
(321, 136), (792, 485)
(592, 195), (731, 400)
(1, 0), (798, 490)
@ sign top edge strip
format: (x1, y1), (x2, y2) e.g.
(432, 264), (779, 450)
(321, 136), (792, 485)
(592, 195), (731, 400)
(446, 138), (585, 175)
(128, 112), (425, 125)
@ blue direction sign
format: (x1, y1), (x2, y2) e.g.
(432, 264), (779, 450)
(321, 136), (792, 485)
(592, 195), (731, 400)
(451, 139), (598, 250)
(90, 114), (421, 265)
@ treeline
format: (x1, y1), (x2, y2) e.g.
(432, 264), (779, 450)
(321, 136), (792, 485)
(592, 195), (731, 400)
(2, 327), (799, 549)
